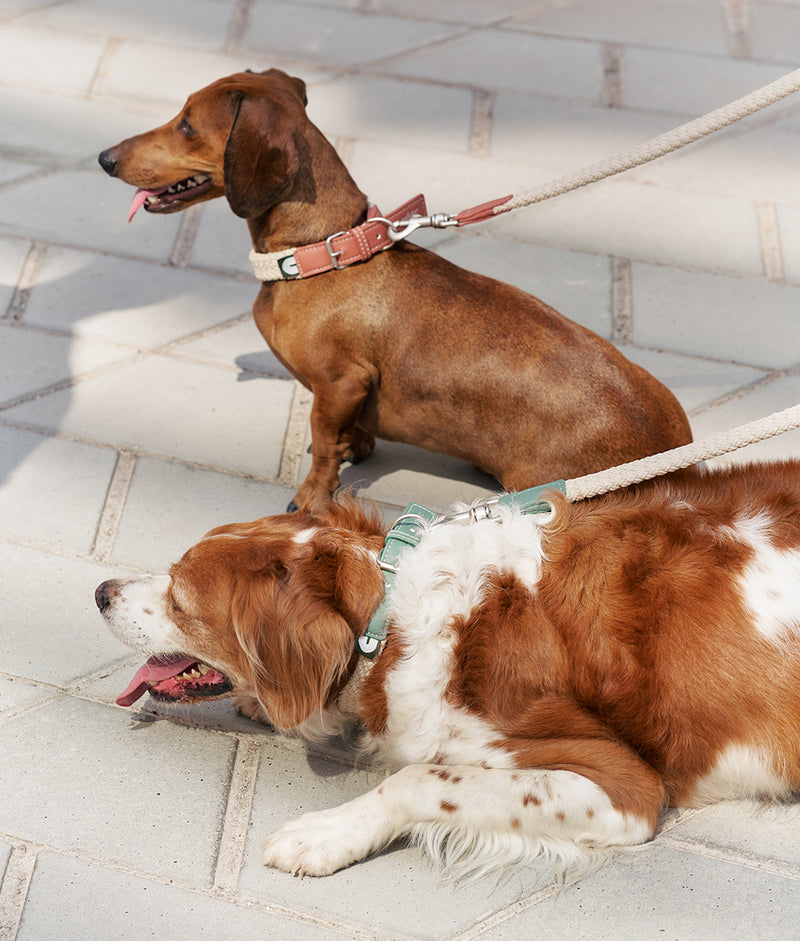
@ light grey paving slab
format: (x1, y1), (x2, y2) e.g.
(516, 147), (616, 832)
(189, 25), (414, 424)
(0, 696), (235, 884)
(306, 75), (473, 152)
(776, 203), (800, 285)
(0, 676), (52, 717)
(434, 235), (612, 338)
(244, 1), (460, 68)
(0, 840), (10, 881)
(24, 247), (255, 346)
(0, 24), (104, 94)
(0, 86), (172, 163)
(749, 2), (800, 65)
(381, 29), (604, 101)
(16, 0), (234, 50)
(620, 347), (767, 415)
(190, 199), (254, 276)
(631, 263), (800, 369)
(0, 169), (181, 261)
(239, 738), (547, 941)
(0, 323), (133, 405)
(509, 0), (729, 55)
(492, 178), (764, 276)
(691, 373), (800, 466)
(306, 440), (499, 513)
(491, 92), (681, 171)
(111, 457), (295, 571)
(666, 800), (800, 868)
(348, 138), (552, 221)
(4, 356), (294, 479)
(171, 318), (292, 380)
(17, 851), (341, 941)
(0, 426), (116, 554)
(0, 236), (29, 314)
(0, 158), (36, 185)
(0, 543), (131, 685)
(369, 0), (532, 24)
(99, 42), (278, 106)
(478, 845), (800, 941)
(622, 47), (792, 116)
(630, 122), (800, 207)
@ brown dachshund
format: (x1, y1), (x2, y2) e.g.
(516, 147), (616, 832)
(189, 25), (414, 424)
(99, 68), (692, 511)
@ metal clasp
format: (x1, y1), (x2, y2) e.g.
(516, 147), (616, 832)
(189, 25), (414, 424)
(325, 230), (347, 269)
(373, 213), (459, 243)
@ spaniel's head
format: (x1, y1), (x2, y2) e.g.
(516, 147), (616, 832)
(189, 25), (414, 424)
(96, 499), (386, 730)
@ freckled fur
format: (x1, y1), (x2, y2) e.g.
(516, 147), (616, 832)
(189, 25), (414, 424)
(97, 461), (800, 881)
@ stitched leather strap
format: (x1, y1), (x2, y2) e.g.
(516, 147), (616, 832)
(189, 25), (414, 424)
(249, 194), (427, 282)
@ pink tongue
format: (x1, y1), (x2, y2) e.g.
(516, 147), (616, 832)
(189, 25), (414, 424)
(128, 187), (163, 223)
(116, 654), (198, 706)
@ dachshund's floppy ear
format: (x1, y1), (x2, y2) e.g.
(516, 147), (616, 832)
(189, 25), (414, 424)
(224, 92), (299, 219)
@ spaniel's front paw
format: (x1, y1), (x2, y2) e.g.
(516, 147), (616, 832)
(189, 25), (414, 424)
(262, 807), (379, 877)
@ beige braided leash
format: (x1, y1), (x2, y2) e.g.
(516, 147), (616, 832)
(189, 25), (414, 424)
(493, 68), (800, 216)
(564, 403), (800, 502)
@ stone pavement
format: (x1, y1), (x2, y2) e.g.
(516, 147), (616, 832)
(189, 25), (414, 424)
(1, 0), (800, 937)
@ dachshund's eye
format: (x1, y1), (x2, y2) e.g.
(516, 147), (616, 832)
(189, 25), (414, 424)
(178, 118), (196, 138)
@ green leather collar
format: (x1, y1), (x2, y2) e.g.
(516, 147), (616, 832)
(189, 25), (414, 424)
(355, 480), (566, 659)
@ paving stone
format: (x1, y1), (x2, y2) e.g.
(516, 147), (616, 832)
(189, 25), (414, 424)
(666, 800), (800, 869)
(622, 47), (792, 116)
(0, 24), (104, 95)
(0, 676), (53, 718)
(330, 441), (499, 512)
(477, 845), (800, 941)
(0, 696), (235, 884)
(492, 178), (763, 276)
(190, 199), (254, 276)
(0, 323), (133, 406)
(776, 203), (800, 284)
(244, 1), (460, 69)
(690, 373), (800, 466)
(492, 92), (681, 171)
(0, 236), (30, 315)
(170, 318), (292, 380)
(631, 263), (800, 369)
(238, 737), (547, 940)
(0, 158), (36, 186)
(369, 0), (536, 24)
(111, 457), (295, 571)
(0, 170), (181, 262)
(17, 851), (341, 941)
(434, 235), (613, 337)
(380, 28), (604, 101)
(3, 356), (295, 479)
(630, 121), (800, 207)
(16, 0), (235, 51)
(0, 86), (171, 163)
(0, 841), (10, 881)
(306, 74), (473, 152)
(749, 3), (800, 65)
(0, 426), (117, 554)
(510, 0), (730, 55)
(0, 543), (131, 685)
(99, 42), (279, 106)
(23, 247), (255, 347)
(620, 347), (767, 415)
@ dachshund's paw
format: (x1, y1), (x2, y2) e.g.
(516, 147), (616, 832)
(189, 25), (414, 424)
(233, 693), (272, 726)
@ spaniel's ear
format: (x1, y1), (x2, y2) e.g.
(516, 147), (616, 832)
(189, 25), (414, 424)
(223, 92), (299, 219)
(230, 577), (353, 732)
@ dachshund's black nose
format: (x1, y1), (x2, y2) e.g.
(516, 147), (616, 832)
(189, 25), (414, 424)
(98, 149), (117, 176)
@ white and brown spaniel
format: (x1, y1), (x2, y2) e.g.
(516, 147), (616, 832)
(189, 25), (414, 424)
(96, 461), (800, 880)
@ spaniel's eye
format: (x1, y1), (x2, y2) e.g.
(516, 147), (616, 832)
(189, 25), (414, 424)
(169, 591), (183, 614)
